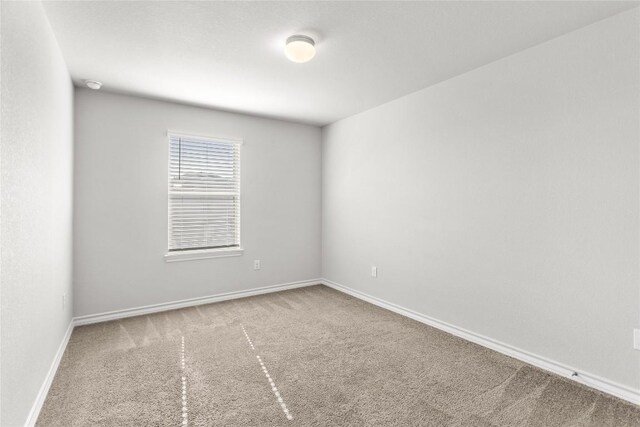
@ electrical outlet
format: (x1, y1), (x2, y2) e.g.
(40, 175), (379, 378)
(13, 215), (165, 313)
(254, 260), (261, 270)
(371, 266), (377, 277)
(634, 329), (640, 350)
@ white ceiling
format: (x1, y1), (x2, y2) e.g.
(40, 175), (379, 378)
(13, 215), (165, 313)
(42, 1), (638, 126)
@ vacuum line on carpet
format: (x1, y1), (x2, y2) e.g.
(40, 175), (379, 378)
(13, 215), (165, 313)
(242, 325), (256, 350)
(241, 325), (293, 421)
(181, 336), (188, 426)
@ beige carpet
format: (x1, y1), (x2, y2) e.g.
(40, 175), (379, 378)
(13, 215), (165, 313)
(37, 285), (639, 426)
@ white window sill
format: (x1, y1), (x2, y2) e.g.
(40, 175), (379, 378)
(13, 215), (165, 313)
(165, 247), (244, 263)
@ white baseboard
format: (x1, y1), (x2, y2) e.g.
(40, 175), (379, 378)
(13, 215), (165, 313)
(321, 278), (639, 406)
(25, 319), (74, 427)
(74, 278), (322, 326)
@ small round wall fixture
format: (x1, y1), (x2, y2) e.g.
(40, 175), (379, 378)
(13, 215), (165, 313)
(285, 35), (316, 63)
(85, 80), (102, 90)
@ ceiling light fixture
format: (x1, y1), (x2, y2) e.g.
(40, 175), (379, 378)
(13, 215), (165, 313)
(85, 80), (102, 90)
(285, 35), (316, 63)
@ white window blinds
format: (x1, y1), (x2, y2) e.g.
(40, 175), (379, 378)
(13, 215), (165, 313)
(168, 133), (241, 252)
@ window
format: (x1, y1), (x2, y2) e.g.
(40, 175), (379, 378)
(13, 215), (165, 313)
(166, 132), (242, 261)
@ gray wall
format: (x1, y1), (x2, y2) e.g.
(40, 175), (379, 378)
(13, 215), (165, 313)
(0, 2), (74, 425)
(322, 9), (640, 390)
(73, 90), (321, 317)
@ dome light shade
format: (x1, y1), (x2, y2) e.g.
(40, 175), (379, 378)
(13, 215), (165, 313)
(285, 35), (315, 63)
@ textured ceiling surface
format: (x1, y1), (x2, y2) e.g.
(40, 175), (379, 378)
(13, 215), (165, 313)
(43, 1), (638, 125)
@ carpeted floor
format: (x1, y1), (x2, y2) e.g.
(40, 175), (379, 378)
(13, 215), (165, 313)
(37, 285), (640, 426)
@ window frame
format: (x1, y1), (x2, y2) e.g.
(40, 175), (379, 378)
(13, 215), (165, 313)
(164, 131), (243, 262)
